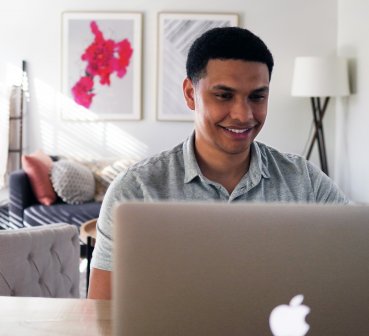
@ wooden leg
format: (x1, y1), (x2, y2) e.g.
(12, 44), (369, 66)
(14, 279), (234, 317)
(86, 236), (93, 297)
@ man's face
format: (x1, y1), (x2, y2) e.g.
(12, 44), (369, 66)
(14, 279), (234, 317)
(183, 59), (270, 159)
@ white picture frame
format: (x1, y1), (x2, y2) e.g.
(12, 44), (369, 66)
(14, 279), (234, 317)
(157, 12), (239, 121)
(61, 12), (142, 121)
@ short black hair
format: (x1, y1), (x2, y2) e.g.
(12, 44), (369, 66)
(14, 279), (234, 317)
(186, 27), (274, 83)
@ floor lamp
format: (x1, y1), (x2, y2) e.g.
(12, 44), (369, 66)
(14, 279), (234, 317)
(291, 57), (350, 176)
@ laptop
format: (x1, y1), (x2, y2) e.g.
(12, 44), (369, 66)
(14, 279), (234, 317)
(112, 202), (369, 336)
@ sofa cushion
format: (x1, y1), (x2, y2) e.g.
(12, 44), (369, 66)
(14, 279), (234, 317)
(23, 202), (101, 227)
(21, 150), (57, 206)
(51, 160), (95, 205)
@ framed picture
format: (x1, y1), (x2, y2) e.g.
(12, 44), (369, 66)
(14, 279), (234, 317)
(157, 12), (238, 121)
(61, 12), (142, 121)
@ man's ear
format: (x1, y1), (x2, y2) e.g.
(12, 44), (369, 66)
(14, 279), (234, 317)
(183, 78), (196, 110)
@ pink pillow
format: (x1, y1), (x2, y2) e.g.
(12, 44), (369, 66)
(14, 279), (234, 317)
(22, 150), (57, 206)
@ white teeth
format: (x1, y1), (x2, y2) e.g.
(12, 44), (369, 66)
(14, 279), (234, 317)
(226, 128), (248, 134)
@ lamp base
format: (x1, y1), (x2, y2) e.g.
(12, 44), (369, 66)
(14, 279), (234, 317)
(306, 97), (329, 176)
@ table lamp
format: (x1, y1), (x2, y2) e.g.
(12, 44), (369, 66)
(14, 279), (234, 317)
(291, 56), (350, 176)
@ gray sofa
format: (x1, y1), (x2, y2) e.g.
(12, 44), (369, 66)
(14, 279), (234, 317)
(8, 169), (101, 229)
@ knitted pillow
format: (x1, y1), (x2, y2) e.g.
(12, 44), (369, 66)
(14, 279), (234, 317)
(50, 160), (95, 205)
(73, 159), (116, 202)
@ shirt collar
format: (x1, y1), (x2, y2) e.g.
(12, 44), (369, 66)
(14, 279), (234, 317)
(182, 132), (270, 184)
(249, 141), (270, 180)
(183, 132), (202, 183)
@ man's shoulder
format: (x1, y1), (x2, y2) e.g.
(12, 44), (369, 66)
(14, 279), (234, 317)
(107, 141), (185, 199)
(253, 141), (327, 181)
(254, 141), (308, 167)
(126, 142), (184, 176)
(253, 141), (348, 203)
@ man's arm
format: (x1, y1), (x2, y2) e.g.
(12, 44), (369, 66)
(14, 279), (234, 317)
(88, 171), (141, 300)
(307, 161), (349, 203)
(87, 174), (124, 300)
(87, 267), (112, 300)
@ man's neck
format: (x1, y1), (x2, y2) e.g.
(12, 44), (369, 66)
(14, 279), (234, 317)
(194, 143), (252, 194)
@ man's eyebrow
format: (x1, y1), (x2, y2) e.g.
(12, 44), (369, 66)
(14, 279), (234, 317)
(210, 85), (269, 93)
(211, 85), (236, 92)
(252, 86), (269, 94)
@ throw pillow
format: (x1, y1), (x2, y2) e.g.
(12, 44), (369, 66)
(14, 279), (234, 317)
(22, 150), (57, 206)
(96, 158), (136, 186)
(73, 159), (115, 202)
(50, 160), (95, 205)
(75, 158), (137, 202)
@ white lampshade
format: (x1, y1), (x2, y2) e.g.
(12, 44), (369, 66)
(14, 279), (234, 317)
(291, 56), (350, 97)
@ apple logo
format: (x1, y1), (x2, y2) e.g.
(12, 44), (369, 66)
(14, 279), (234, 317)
(269, 294), (310, 336)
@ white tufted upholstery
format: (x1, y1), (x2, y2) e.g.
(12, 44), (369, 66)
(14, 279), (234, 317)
(0, 223), (80, 298)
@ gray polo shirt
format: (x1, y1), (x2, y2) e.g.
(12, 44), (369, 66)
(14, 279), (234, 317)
(91, 133), (348, 271)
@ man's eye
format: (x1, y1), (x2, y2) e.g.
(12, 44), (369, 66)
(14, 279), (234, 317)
(215, 92), (233, 100)
(249, 94), (266, 102)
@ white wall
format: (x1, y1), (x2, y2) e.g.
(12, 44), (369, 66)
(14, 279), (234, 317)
(336, 0), (369, 202)
(1, 1), (339, 170)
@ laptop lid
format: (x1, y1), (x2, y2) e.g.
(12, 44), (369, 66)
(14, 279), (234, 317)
(112, 202), (369, 336)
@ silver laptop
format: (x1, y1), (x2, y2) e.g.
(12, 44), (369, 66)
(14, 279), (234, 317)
(112, 202), (369, 336)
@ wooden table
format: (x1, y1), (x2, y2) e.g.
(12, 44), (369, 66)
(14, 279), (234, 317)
(80, 218), (97, 245)
(0, 297), (111, 335)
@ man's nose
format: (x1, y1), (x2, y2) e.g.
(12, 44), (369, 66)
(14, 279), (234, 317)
(230, 99), (253, 122)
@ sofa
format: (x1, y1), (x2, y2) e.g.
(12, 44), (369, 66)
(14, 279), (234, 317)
(7, 149), (135, 229)
(9, 169), (101, 229)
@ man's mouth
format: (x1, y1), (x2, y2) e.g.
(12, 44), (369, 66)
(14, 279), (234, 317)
(220, 125), (256, 134)
(224, 127), (250, 134)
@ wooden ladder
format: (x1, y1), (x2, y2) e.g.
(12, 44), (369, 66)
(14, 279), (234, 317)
(8, 60), (28, 170)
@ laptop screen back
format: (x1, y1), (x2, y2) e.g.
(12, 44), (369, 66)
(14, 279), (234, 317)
(113, 202), (369, 336)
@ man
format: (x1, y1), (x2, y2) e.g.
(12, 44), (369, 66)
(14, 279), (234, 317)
(88, 27), (347, 299)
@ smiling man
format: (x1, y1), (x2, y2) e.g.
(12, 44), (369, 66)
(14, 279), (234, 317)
(88, 27), (348, 299)
(183, 58), (269, 194)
